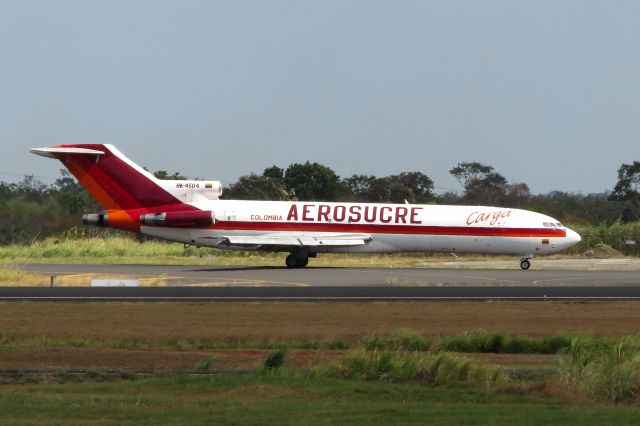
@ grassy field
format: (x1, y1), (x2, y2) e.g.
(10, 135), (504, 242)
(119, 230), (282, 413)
(1, 301), (640, 422)
(0, 301), (639, 373)
(0, 301), (636, 373)
(2, 375), (640, 425)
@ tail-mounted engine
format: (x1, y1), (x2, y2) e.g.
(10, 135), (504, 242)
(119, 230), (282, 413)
(139, 210), (215, 228)
(83, 213), (108, 227)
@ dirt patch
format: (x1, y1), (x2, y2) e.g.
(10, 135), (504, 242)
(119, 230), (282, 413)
(0, 347), (345, 370)
(0, 301), (638, 346)
(465, 353), (557, 369)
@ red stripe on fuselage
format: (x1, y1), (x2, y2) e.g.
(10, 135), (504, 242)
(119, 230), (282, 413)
(209, 220), (567, 238)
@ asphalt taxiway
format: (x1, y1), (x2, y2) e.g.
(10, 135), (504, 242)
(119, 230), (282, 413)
(1, 263), (639, 301)
(14, 263), (640, 287)
(1, 286), (640, 301)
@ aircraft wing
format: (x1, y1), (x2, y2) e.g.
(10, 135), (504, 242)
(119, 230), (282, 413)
(202, 233), (372, 248)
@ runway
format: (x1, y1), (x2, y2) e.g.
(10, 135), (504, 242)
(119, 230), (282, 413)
(2, 286), (640, 301)
(15, 263), (640, 287)
(5, 263), (640, 301)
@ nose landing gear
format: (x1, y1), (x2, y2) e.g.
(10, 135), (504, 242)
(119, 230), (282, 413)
(520, 259), (531, 270)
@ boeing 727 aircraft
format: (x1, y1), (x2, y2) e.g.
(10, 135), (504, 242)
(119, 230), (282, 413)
(30, 144), (581, 269)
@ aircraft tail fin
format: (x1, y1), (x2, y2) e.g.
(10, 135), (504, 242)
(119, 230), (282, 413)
(29, 144), (181, 211)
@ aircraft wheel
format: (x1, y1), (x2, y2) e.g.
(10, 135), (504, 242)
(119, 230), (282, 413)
(285, 254), (298, 268)
(520, 259), (531, 270)
(286, 254), (309, 268)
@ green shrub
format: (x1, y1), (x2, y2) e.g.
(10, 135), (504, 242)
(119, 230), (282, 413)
(326, 340), (349, 350)
(360, 329), (431, 352)
(263, 349), (287, 371)
(194, 355), (218, 371)
(440, 331), (505, 353)
(542, 335), (572, 353)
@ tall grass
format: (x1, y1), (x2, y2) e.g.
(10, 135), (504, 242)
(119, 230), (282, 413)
(322, 348), (507, 389)
(440, 331), (571, 354)
(570, 221), (640, 256)
(0, 265), (45, 285)
(559, 336), (640, 403)
(194, 355), (219, 371)
(0, 236), (207, 259)
(361, 329), (431, 352)
(360, 330), (571, 354)
(0, 265), (27, 281)
(0, 234), (284, 263)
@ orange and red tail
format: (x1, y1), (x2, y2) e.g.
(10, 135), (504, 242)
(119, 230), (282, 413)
(30, 144), (195, 231)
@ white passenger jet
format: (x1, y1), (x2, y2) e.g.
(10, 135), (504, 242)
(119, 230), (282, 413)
(30, 144), (581, 269)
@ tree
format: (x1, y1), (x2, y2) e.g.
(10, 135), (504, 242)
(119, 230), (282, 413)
(0, 182), (12, 205)
(449, 162), (496, 190)
(611, 161), (640, 200)
(343, 175), (379, 201)
(284, 161), (346, 201)
(15, 175), (49, 203)
(609, 161), (640, 222)
(434, 191), (462, 205)
(343, 172), (434, 203)
(385, 178), (416, 203)
(262, 166), (285, 186)
(153, 170), (187, 180)
(503, 182), (531, 208)
(53, 169), (96, 214)
(391, 172), (434, 203)
(449, 162), (508, 205)
(223, 174), (289, 201)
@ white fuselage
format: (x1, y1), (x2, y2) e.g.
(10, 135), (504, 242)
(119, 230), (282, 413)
(140, 200), (581, 258)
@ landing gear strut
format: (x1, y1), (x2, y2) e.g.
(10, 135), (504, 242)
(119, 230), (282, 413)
(286, 253), (309, 269)
(520, 259), (531, 270)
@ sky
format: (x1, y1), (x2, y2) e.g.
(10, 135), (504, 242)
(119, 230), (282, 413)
(1, 0), (638, 195)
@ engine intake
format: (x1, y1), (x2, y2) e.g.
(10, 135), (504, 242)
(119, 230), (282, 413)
(140, 210), (214, 228)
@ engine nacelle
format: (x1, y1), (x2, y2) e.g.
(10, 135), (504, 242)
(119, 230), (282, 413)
(83, 213), (108, 227)
(140, 210), (215, 228)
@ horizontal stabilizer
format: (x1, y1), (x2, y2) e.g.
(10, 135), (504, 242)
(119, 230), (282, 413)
(29, 147), (105, 158)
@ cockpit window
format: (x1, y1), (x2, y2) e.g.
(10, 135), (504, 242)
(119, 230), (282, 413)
(556, 223), (563, 227)
(543, 222), (556, 227)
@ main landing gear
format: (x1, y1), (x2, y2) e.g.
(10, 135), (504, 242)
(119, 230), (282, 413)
(285, 253), (309, 269)
(520, 259), (531, 270)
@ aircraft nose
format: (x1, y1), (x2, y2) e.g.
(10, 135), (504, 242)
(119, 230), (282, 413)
(566, 228), (581, 245)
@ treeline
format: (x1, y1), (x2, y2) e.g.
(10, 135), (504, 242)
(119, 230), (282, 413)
(0, 171), (99, 245)
(0, 161), (638, 245)
(223, 160), (640, 226)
